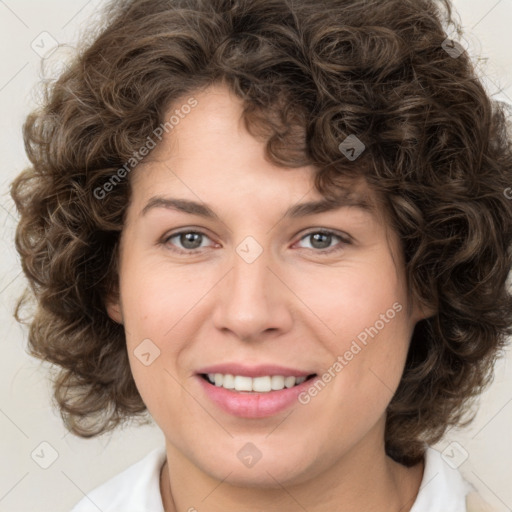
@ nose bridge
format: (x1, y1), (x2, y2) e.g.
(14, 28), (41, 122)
(212, 238), (292, 340)
(231, 243), (269, 302)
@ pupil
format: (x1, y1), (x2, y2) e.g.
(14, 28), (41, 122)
(182, 232), (201, 249)
(312, 233), (330, 249)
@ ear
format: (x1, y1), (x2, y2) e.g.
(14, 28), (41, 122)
(412, 299), (436, 323)
(105, 292), (124, 325)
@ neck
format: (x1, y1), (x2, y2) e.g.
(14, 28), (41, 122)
(159, 440), (424, 512)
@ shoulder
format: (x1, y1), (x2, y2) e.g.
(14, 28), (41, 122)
(410, 446), (496, 512)
(70, 446), (167, 512)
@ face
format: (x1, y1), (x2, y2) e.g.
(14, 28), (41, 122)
(107, 83), (427, 487)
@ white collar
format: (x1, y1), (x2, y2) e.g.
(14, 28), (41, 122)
(410, 446), (475, 512)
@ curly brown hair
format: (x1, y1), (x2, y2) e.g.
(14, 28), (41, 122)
(10, 0), (512, 466)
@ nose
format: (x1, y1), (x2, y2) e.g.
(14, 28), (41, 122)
(211, 243), (294, 342)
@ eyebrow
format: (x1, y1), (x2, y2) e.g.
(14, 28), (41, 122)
(140, 193), (374, 219)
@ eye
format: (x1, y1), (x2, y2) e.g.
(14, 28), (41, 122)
(295, 230), (350, 254)
(162, 230), (215, 253)
(161, 228), (351, 255)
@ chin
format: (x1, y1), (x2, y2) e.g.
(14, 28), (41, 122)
(196, 450), (318, 488)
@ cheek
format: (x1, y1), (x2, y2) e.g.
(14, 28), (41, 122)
(296, 256), (407, 346)
(298, 256), (411, 409)
(305, 303), (411, 447)
(119, 251), (208, 344)
(116, 252), (197, 400)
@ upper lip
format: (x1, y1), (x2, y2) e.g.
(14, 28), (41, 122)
(196, 363), (316, 378)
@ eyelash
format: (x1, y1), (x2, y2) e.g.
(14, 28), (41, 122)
(161, 229), (351, 255)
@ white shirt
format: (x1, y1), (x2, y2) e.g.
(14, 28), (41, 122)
(70, 446), (488, 512)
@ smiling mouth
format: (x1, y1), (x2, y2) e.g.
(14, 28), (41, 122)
(200, 373), (317, 393)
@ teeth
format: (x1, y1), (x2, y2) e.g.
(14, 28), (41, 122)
(234, 375), (252, 391)
(206, 373), (308, 392)
(271, 375), (285, 390)
(222, 374), (235, 389)
(284, 376), (296, 388)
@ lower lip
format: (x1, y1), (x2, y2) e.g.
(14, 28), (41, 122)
(196, 375), (318, 418)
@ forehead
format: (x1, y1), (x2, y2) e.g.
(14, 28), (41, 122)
(128, 83), (386, 224)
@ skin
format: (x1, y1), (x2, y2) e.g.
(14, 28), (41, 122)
(107, 82), (432, 512)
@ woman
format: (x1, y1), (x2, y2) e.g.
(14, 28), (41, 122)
(11, 0), (512, 510)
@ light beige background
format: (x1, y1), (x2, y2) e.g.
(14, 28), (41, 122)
(0, 1), (511, 511)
